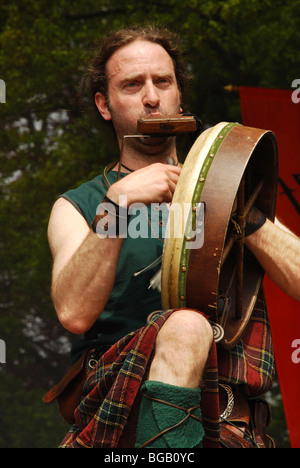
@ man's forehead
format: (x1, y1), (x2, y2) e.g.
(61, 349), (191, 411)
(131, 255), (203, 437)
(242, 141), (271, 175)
(106, 39), (175, 79)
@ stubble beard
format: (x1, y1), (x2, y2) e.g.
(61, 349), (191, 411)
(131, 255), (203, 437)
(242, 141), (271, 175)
(110, 105), (179, 159)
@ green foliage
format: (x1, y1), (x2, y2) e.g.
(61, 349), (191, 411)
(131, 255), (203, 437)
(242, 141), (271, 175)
(266, 381), (291, 448)
(0, 373), (68, 448)
(1, 0), (298, 447)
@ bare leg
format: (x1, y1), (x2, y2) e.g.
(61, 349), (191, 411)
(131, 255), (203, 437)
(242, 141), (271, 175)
(148, 309), (213, 387)
(135, 309), (213, 448)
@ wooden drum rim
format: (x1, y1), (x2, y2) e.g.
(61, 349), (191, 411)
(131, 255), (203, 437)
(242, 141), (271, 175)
(161, 121), (278, 349)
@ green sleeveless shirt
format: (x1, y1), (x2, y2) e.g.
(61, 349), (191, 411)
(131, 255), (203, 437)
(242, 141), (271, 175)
(60, 171), (168, 362)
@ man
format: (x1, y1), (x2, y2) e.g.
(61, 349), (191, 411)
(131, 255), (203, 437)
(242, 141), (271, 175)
(47, 25), (300, 448)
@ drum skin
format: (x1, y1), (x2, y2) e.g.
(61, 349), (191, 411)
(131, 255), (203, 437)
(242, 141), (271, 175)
(161, 122), (278, 349)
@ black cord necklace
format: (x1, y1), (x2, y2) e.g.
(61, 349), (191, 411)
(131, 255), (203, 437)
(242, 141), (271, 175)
(121, 158), (178, 173)
(120, 163), (134, 173)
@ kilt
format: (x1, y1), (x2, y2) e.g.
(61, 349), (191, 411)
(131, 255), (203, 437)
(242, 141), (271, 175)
(59, 295), (274, 448)
(59, 310), (220, 448)
(218, 294), (275, 396)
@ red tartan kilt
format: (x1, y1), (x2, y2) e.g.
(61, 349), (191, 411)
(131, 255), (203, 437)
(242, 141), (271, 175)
(59, 309), (220, 448)
(59, 296), (274, 448)
(218, 294), (274, 397)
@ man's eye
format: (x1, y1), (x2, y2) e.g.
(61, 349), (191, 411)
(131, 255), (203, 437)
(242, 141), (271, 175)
(157, 78), (171, 87)
(125, 82), (140, 89)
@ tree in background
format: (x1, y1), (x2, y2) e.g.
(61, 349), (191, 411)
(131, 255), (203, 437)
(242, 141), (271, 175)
(0, 0), (298, 447)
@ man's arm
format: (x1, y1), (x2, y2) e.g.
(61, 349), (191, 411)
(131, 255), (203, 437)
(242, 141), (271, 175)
(48, 163), (182, 335)
(48, 197), (124, 334)
(245, 216), (300, 301)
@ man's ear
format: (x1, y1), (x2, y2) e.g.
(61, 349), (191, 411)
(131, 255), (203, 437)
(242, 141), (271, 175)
(95, 92), (112, 121)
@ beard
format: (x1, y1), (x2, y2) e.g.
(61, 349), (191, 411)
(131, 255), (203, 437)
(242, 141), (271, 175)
(108, 102), (180, 157)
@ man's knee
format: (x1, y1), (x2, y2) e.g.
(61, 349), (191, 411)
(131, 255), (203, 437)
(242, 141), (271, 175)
(150, 309), (213, 386)
(156, 309), (213, 350)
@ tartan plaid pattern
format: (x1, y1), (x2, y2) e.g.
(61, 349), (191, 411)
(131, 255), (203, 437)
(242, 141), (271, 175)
(59, 310), (221, 448)
(218, 294), (275, 396)
(59, 296), (274, 448)
(59, 310), (172, 448)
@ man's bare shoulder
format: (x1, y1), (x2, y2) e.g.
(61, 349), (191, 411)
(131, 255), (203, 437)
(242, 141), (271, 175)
(49, 196), (87, 224)
(48, 197), (90, 261)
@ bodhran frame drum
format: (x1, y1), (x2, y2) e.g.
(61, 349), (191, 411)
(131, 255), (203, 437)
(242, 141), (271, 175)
(161, 122), (278, 349)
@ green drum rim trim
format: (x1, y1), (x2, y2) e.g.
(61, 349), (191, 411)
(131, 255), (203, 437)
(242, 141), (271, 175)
(177, 122), (239, 308)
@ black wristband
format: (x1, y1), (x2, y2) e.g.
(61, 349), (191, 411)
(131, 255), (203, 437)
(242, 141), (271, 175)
(245, 207), (267, 237)
(92, 196), (130, 237)
(104, 195), (129, 219)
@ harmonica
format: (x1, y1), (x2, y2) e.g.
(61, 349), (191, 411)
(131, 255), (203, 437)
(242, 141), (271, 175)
(137, 114), (197, 135)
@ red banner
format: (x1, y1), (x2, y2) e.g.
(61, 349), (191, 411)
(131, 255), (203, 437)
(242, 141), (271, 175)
(240, 86), (300, 448)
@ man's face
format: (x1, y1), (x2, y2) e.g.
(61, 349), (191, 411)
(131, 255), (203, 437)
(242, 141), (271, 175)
(95, 40), (182, 154)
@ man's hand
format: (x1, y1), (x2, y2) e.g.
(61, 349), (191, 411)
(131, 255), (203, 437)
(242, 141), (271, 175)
(106, 163), (181, 207)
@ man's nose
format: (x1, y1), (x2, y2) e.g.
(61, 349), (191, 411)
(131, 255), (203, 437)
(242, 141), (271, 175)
(142, 81), (160, 108)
